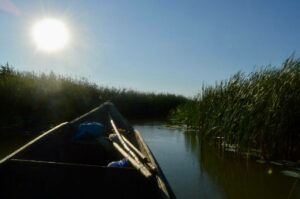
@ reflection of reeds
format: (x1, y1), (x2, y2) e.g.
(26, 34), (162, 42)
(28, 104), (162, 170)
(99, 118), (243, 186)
(199, 143), (299, 199)
(171, 57), (300, 161)
(0, 64), (187, 133)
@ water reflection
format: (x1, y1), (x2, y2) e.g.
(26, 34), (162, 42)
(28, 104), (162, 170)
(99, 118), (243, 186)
(136, 124), (300, 199)
(198, 143), (300, 199)
(136, 124), (224, 199)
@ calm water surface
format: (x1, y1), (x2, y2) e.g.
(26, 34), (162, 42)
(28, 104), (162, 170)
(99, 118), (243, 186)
(135, 123), (300, 199)
(1, 124), (299, 199)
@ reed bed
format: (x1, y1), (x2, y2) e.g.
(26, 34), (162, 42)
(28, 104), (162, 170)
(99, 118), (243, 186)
(171, 57), (300, 161)
(0, 65), (187, 133)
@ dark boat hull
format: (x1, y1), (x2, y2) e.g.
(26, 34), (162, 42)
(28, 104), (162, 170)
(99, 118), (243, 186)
(0, 102), (176, 199)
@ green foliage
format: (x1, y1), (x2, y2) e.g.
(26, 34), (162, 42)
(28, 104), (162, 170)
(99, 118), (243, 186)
(0, 65), (187, 132)
(172, 57), (300, 161)
(169, 99), (199, 128)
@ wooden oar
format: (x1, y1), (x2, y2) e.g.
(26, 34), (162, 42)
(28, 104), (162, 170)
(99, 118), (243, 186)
(121, 135), (147, 161)
(121, 134), (156, 172)
(110, 116), (140, 163)
(111, 141), (152, 178)
(109, 116), (155, 174)
(110, 133), (156, 172)
(109, 115), (147, 161)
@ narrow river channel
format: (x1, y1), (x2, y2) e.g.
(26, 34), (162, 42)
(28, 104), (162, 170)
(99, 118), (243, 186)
(1, 124), (300, 199)
(135, 123), (300, 199)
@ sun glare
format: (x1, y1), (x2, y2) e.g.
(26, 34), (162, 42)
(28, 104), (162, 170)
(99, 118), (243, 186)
(32, 18), (69, 52)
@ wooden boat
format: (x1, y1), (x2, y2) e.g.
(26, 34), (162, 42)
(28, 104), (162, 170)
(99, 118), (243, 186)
(0, 102), (176, 199)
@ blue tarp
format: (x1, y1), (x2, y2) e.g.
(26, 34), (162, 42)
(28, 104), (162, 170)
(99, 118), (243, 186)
(107, 158), (129, 168)
(75, 122), (105, 140)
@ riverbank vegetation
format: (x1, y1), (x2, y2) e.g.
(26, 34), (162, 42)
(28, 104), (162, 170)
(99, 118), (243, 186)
(171, 57), (300, 161)
(0, 64), (187, 134)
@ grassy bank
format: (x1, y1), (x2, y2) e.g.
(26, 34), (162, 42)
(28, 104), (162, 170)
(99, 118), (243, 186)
(171, 57), (300, 161)
(0, 64), (187, 134)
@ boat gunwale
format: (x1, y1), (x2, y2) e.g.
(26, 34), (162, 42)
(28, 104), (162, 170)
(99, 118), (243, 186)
(0, 122), (68, 164)
(0, 102), (176, 199)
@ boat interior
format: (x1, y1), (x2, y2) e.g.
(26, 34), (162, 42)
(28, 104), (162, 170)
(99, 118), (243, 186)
(0, 103), (162, 199)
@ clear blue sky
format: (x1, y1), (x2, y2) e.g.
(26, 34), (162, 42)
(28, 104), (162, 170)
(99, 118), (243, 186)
(1, 0), (300, 96)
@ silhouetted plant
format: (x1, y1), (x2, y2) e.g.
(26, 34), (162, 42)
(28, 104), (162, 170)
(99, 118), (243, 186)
(0, 65), (187, 133)
(171, 57), (300, 161)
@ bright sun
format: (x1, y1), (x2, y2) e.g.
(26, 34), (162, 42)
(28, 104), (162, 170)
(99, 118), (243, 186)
(32, 18), (69, 52)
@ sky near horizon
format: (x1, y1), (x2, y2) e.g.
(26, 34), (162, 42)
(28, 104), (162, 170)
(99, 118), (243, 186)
(0, 0), (300, 96)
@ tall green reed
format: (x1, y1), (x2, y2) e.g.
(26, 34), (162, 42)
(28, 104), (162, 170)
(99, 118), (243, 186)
(171, 57), (300, 161)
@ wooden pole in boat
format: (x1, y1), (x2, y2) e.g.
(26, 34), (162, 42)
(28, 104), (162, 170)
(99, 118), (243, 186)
(109, 116), (156, 173)
(121, 135), (147, 161)
(121, 134), (156, 172)
(110, 133), (156, 172)
(112, 141), (152, 178)
(110, 116), (140, 162)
